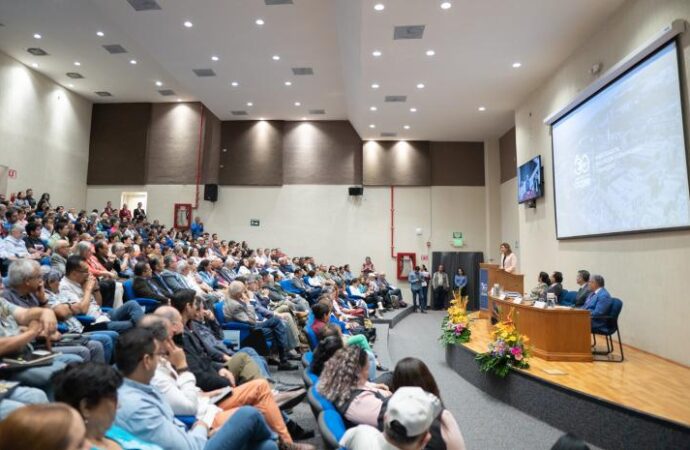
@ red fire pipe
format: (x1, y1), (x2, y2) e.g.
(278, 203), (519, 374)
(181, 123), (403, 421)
(390, 185), (396, 259)
(193, 104), (206, 210)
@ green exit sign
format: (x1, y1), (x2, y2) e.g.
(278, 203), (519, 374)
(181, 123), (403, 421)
(250, 219), (260, 227)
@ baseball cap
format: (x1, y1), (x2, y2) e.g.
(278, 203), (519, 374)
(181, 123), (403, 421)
(384, 387), (442, 438)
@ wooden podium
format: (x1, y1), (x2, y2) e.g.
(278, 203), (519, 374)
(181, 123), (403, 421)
(478, 263), (524, 317)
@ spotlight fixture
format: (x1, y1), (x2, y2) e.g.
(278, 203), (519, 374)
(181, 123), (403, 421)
(96, 31), (104, 37)
(370, 106), (377, 111)
(403, 125), (410, 129)
(440, 2), (452, 10)
(33, 33), (42, 39)
(272, 55), (280, 61)
(369, 124), (376, 128)
(255, 19), (265, 25)
(416, 83), (425, 89)
(211, 56), (219, 61)
(231, 81), (239, 87)
(426, 50), (435, 56)
(371, 83), (380, 89)
(284, 81), (292, 86)
(294, 101), (301, 106)
(73, 61), (81, 66)
(410, 107), (417, 112)
(155, 81), (163, 86)
(68, 83), (74, 88)
(512, 62), (522, 68)
(177, 98), (182, 102)
(31, 63), (38, 68)
(478, 106), (486, 111)
(129, 59), (137, 65)
(372, 50), (382, 57)
(374, 3), (385, 11)
(247, 102), (253, 107)
(183, 21), (193, 28)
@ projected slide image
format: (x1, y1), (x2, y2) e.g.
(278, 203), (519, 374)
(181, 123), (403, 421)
(552, 41), (690, 238)
(518, 158), (542, 203)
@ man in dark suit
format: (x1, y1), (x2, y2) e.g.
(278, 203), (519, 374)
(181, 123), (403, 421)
(132, 261), (170, 307)
(574, 270), (591, 307)
(582, 274), (613, 331)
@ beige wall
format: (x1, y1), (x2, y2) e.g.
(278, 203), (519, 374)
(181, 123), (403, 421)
(500, 178), (519, 268)
(484, 138), (502, 263)
(86, 184), (487, 282)
(0, 51), (92, 207)
(515, 0), (690, 365)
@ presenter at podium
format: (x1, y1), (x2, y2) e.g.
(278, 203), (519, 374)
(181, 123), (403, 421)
(499, 242), (517, 273)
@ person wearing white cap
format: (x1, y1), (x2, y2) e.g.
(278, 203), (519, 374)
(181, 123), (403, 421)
(339, 386), (442, 450)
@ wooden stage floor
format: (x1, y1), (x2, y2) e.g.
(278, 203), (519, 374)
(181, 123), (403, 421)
(461, 315), (690, 427)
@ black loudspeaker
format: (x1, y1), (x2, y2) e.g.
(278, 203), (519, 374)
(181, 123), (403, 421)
(204, 184), (218, 202)
(348, 186), (364, 196)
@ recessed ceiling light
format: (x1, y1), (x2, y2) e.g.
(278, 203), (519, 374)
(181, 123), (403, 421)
(259, 117), (265, 121)
(369, 124), (376, 129)
(73, 61), (81, 66)
(301, 117), (307, 120)
(231, 81), (239, 87)
(177, 98), (182, 102)
(68, 83), (74, 88)
(416, 83), (425, 89)
(96, 31), (104, 37)
(284, 81), (292, 86)
(512, 62), (522, 68)
(247, 102), (253, 107)
(183, 21), (193, 28)
(129, 59), (137, 65)
(31, 63), (38, 68)
(478, 106), (486, 111)
(371, 83), (380, 89)
(370, 106), (377, 111)
(410, 107), (417, 112)
(155, 81), (163, 86)
(403, 125), (410, 130)
(294, 101), (301, 106)
(255, 19), (265, 25)
(440, 2), (452, 9)
(272, 55), (280, 61)
(211, 56), (219, 61)
(426, 50), (435, 56)
(374, 3), (385, 11)
(372, 50), (382, 57)
(33, 33), (42, 39)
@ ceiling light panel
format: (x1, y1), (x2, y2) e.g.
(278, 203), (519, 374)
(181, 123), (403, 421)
(381, 132), (397, 137)
(27, 48), (48, 56)
(158, 89), (176, 96)
(384, 95), (406, 102)
(309, 109), (326, 115)
(102, 44), (128, 54)
(66, 72), (84, 79)
(193, 68), (216, 77)
(95, 91), (113, 97)
(264, 0), (293, 4)
(127, 0), (161, 11)
(231, 110), (248, 116)
(292, 67), (314, 76)
(393, 25), (425, 40)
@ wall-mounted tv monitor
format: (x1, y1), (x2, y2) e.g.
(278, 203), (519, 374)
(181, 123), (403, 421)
(517, 155), (543, 204)
(551, 40), (690, 239)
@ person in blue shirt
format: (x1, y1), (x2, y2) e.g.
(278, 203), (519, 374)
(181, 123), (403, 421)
(113, 327), (281, 450)
(408, 266), (426, 313)
(191, 217), (204, 239)
(454, 268), (468, 298)
(582, 274), (613, 331)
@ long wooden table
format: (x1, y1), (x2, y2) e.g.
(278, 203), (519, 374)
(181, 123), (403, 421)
(489, 295), (592, 362)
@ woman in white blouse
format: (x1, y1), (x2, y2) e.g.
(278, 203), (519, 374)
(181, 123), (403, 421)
(499, 242), (517, 273)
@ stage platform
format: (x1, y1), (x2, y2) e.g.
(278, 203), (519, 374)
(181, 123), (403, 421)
(446, 315), (690, 450)
(371, 305), (413, 328)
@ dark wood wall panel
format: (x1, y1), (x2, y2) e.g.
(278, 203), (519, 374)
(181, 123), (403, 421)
(87, 103), (150, 185)
(283, 121), (362, 184)
(147, 103), (203, 184)
(202, 107), (222, 184)
(430, 142), (485, 186)
(499, 127), (517, 183)
(218, 121), (283, 186)
(363, 140), (431, 186)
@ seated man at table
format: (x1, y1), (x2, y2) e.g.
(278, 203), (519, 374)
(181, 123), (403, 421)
(582, 274), (613, 331)
(574, 270), (591, 307)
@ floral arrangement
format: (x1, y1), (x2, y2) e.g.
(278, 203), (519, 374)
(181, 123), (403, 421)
(475, 308), (531, 377)
(439, 296), (472, 345)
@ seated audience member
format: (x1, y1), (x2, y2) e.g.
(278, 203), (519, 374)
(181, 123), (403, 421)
(315, 322), (382, 381)
(52, 362), (162, 450)
(132, 261), (170, 306)
(551, 433), (591, 450)
(290, 268), (320, 302)
(246, 277), (301, 350)
(74, 241), (118, 308)
(0, 383), (48, 420)
(574, 270), (591, 307)
(176, 260), (223, 303)
(171, 289), (267, 390)
(0, 224), (34, 261)
(43, 268), (118, 363)
(530, 272), (551, 298)
(60, 255), (144, 332)
(262, 272), (309, 313)
(48, 220), (70, 249)
(310, 302), (331, 336)
(139, 313), (311, 449)
(149, 256), (176, 297)
(547, 271), (564, 301)
(310, 334), (345, 377)
(378, 272), (405, 307)
(391, 358), (466, 450)
(114, 327), (280, 450)
(223, 281), (299, 370)
(318, 346), (391, 428)
(340, 387), (442, 450)
(0, 403), (88, 450)
(50, 239), (71, 275)
(196, 260), (220, 290)
(23, 221), (51, 261)
(161, 255), (191, 292)
(582, 275), (613, 331)
(361, 256), (376, 275)
(2, 259), (105, 363)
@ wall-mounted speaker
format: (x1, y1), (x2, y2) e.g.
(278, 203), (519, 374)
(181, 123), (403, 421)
(204, 184), (218, 202)
(348, 186), (363, 196)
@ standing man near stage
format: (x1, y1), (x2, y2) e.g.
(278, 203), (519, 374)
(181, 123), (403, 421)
(431, 265), (450, 310)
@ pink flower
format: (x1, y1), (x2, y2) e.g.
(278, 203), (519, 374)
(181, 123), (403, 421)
(510, 347), (523, 361)
(454, 324), (465, 334)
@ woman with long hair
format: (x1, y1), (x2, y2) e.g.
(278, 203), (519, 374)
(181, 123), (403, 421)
(317, 346), (391, 428)
(391, 357), (466, 450)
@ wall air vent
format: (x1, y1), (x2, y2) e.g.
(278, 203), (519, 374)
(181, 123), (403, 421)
(95, 91), (113, 97)
(66, 72), (84, 79)
(127, 0), (161, 11)
(265, 0), (293, 5)
(308, 109), (325, 115)
(231, 110), (248, 116)
(102, 44), (128, 54)
(393, 25), (425, 40)
(158, 89), (176, 96)
(385, 95), (407, 102)
(27, 48), (48, 56)
(193, 68), (216, 77)
(292, 67), (314, 75)
(381, 132), (397, 138)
